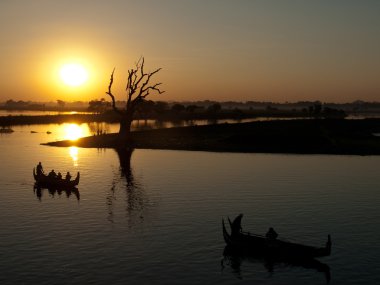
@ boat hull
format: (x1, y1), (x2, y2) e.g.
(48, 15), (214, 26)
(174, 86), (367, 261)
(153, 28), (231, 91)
(222, 216), (331, 260)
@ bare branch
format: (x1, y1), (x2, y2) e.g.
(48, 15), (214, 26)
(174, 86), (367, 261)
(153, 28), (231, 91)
(105, 68), (123, 115)
(136, 68), (162, 98)
(142, 82), (165, 97)
(132, 57), (148, 92)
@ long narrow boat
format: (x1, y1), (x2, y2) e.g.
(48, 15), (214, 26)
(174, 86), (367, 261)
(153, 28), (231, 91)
(33, 168), (80, 189)
(223, 214), (331, 260)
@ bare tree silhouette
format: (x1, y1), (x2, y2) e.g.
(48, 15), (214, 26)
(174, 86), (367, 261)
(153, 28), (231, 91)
(106, 57), (164, 140)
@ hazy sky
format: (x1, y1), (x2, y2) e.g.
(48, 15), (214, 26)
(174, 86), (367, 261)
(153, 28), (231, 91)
(1, 0), (379, 103)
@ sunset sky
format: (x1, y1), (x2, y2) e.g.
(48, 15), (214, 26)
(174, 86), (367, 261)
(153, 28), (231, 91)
(0, 0), (379, 103)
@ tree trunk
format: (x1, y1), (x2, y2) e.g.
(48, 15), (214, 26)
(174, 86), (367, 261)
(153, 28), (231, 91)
(118, 113), (133, 139)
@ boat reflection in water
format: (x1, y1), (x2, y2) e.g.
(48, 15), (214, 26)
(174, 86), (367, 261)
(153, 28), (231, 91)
(33, 185), (80, 201)
(222, 245), (331, 283)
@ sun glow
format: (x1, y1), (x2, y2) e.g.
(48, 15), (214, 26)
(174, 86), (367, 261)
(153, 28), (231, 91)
(59, 63), (88, 86)
(63, 124), (85, 141)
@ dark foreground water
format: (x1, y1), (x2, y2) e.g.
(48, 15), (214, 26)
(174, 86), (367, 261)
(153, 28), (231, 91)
(1, 124), (380, 284)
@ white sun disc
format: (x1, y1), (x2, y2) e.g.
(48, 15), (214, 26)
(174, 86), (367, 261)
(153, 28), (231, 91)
(60, 63), (88, 86)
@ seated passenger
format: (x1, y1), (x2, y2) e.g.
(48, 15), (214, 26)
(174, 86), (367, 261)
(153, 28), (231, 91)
(48, 169), (57, 179)
(57, 172), (62, 180)
(65, 172), (72, 181)
(266, 227), (278, 240)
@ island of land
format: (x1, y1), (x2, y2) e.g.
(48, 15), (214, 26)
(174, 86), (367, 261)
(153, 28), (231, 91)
(44, 119), (380, 155)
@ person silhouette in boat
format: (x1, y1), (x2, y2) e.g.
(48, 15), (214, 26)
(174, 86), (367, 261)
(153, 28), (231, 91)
(65, 172), (72, 181)
(48, 169), (57, 179)
(57, 172), (62, 180)
(36, 162), (44, 176)
(266, 227), (278, 240)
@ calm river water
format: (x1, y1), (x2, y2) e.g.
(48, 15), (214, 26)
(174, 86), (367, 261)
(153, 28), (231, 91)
(1, 123), (380, 284)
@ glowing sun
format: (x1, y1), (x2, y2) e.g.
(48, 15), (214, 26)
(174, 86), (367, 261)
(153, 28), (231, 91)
(63, 123), (85, 141)
(59, 63), (88, 86)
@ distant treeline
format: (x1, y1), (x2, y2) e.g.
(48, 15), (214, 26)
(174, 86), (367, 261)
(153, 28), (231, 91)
(1, 98), (380, 113)
(4, 98), (380, 127)
(0, 104), (347, 127)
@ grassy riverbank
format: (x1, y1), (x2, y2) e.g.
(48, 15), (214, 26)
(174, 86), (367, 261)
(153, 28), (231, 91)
(44, 119), (380, 155)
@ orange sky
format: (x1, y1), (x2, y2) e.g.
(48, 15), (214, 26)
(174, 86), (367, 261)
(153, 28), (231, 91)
(0, 0), (379, 103)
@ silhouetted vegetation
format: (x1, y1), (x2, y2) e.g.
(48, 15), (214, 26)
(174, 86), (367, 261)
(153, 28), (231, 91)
(2, 99), (380, 116)
(0, 105), (343, 127)
(87, 98), (111, 113)
(6, 99), (380, 128)
(105, 57), (164, 139)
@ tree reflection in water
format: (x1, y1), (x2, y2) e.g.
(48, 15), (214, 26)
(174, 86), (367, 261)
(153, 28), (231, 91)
(106, 147), (149, 225)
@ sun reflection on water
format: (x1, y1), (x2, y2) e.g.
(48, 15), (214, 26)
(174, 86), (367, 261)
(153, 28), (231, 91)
(69, 146), (78, 166)
(60, 123), (89, 166)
